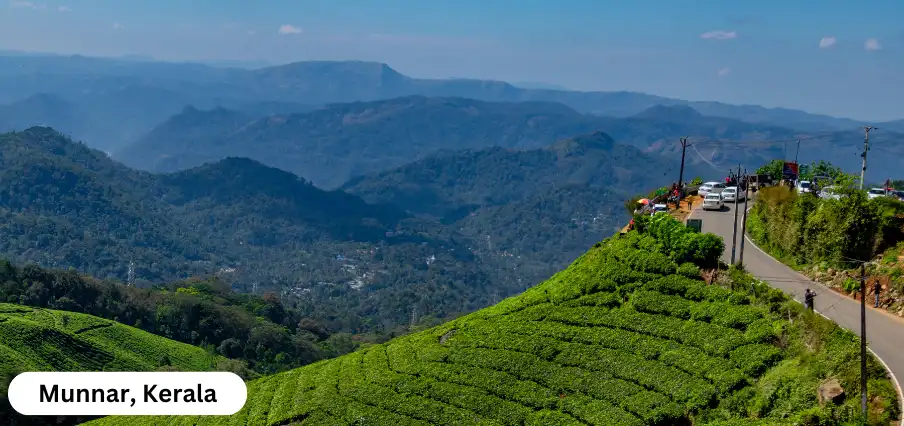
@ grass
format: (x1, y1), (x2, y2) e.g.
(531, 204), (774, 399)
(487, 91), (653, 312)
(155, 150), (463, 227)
(0, 303), (221, 395)
(85, 216), (901, 426)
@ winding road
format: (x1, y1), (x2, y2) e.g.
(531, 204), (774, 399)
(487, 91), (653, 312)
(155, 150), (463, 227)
(690, 199), (904, 421)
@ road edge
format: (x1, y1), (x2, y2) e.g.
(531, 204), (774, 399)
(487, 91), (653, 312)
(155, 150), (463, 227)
(744, 232), (904, 425)
(688, 204), (904, 424)
(740, 209), (904, 425)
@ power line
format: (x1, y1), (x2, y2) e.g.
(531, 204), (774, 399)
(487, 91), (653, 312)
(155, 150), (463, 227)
(688, 130), (841, 148)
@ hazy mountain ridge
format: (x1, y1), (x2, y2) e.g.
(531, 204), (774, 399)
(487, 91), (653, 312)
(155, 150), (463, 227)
(0, 54), (888, 155)
(115, 96), (609, 188)
(115, 98), (900, 187)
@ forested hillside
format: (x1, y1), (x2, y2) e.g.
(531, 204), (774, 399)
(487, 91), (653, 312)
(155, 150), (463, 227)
(0, 127), (502, 334)
(85, 214), (900, 426)
(343, 131), (718, 277)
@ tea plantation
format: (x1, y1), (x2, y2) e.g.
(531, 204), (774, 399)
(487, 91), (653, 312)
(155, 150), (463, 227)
(0, 303), (220, 385)
(85, 214), (899, 425)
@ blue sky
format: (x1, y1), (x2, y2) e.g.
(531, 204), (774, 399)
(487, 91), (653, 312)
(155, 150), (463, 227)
(2, 0), (902, 121)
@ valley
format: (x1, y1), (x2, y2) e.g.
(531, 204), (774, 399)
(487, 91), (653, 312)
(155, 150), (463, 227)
(0, 37), (901, 426)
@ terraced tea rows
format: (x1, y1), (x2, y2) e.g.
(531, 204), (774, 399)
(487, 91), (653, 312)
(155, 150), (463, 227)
(90, 218), (792, 426)
(0, 303), (220, 383)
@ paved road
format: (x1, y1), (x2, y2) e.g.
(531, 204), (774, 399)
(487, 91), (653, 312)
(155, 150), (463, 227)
(691, 200), (904, 419)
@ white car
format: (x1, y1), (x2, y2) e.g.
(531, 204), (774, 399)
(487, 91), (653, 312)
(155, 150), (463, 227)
(720, 186), (745, 202)
(867, 188), (887, 199)
(652, 204), (668, 214)
(796, 180), (813, 193)
(702, 193), (724, 211)
(698, 182), (725, 197)
(819, 185), (841, 200)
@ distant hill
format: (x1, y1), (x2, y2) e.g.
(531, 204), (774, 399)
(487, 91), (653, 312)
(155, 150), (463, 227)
(86, 215), (897, 426)
(115, 96), (607, 188)
(119, 97), (854, 188)
(0, 127), (499, 334)
(342, 132), (721, 278)
(0, 54), (879, 151)
(878, 119), (904, 133)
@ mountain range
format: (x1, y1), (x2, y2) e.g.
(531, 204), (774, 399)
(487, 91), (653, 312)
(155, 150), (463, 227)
(0, 127), (493, 333)
(115, 97), (903, 187)
(1, 53), (898, 155)
(1, 126), (680, 335)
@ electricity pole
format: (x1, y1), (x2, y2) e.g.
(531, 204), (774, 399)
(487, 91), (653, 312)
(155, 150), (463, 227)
(730, 164), (741, 265)
(739, 170), (750, 266)
(677, 137), (690, 199)
(860, 126), (875, 190)
(794, 140), (800, 163)
(860, 262), (868, 420)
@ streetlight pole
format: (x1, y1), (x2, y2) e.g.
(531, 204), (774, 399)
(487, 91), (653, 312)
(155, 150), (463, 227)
(730, 164), (741, 265)
(739, 170), (750, 266)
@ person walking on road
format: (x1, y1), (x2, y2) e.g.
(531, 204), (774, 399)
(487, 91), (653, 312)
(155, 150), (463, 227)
(804, 288), (815, 311)
(874, 280), (882, 308)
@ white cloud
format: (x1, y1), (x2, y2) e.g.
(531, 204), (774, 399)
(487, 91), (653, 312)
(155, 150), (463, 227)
(9, 1), (45, 10)
(112, 23), (123, 30)
(717, 67), (730, 77)
(864, 38), (881, 51)
(278, 24), (301, 35)
(819, 36), (836, 48)
(700, 30), (737, 41)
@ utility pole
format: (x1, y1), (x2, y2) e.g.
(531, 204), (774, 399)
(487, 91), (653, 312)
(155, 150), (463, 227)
(794, 140), (800, 164)
(739, 170), (750, 266)
(730, 164), (741, 265)
(860, 126), (875, 190)
(860, 262), (868, 420)
(677, 137), (690, 199)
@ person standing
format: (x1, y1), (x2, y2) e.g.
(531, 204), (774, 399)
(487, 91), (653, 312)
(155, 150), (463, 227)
(804, 289), (815, 311)
(874, 280), (882, 308)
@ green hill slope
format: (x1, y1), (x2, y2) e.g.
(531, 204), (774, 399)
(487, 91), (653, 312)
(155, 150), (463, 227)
(89, 214), (900, 425)
(0, 303), (220, 384)
(1, 303), (223, 425)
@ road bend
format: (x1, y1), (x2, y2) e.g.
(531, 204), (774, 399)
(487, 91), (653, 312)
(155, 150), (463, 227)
(690, 201), (904, 422)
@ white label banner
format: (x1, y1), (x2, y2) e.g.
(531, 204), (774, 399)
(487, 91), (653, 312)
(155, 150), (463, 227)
(9, 372), (247, 416)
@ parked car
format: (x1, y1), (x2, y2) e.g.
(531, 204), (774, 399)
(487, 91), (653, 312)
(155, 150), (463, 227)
(819, 185), (841, 200)
(721, 186), (745, 202)
(796, 180), (813, 193)
(867, 188), (887, 199)
(702, 193), (724, 211)
(652, 203), (668, 214)
(895, 190), (904, 201)
(699, 182), (725, 197)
